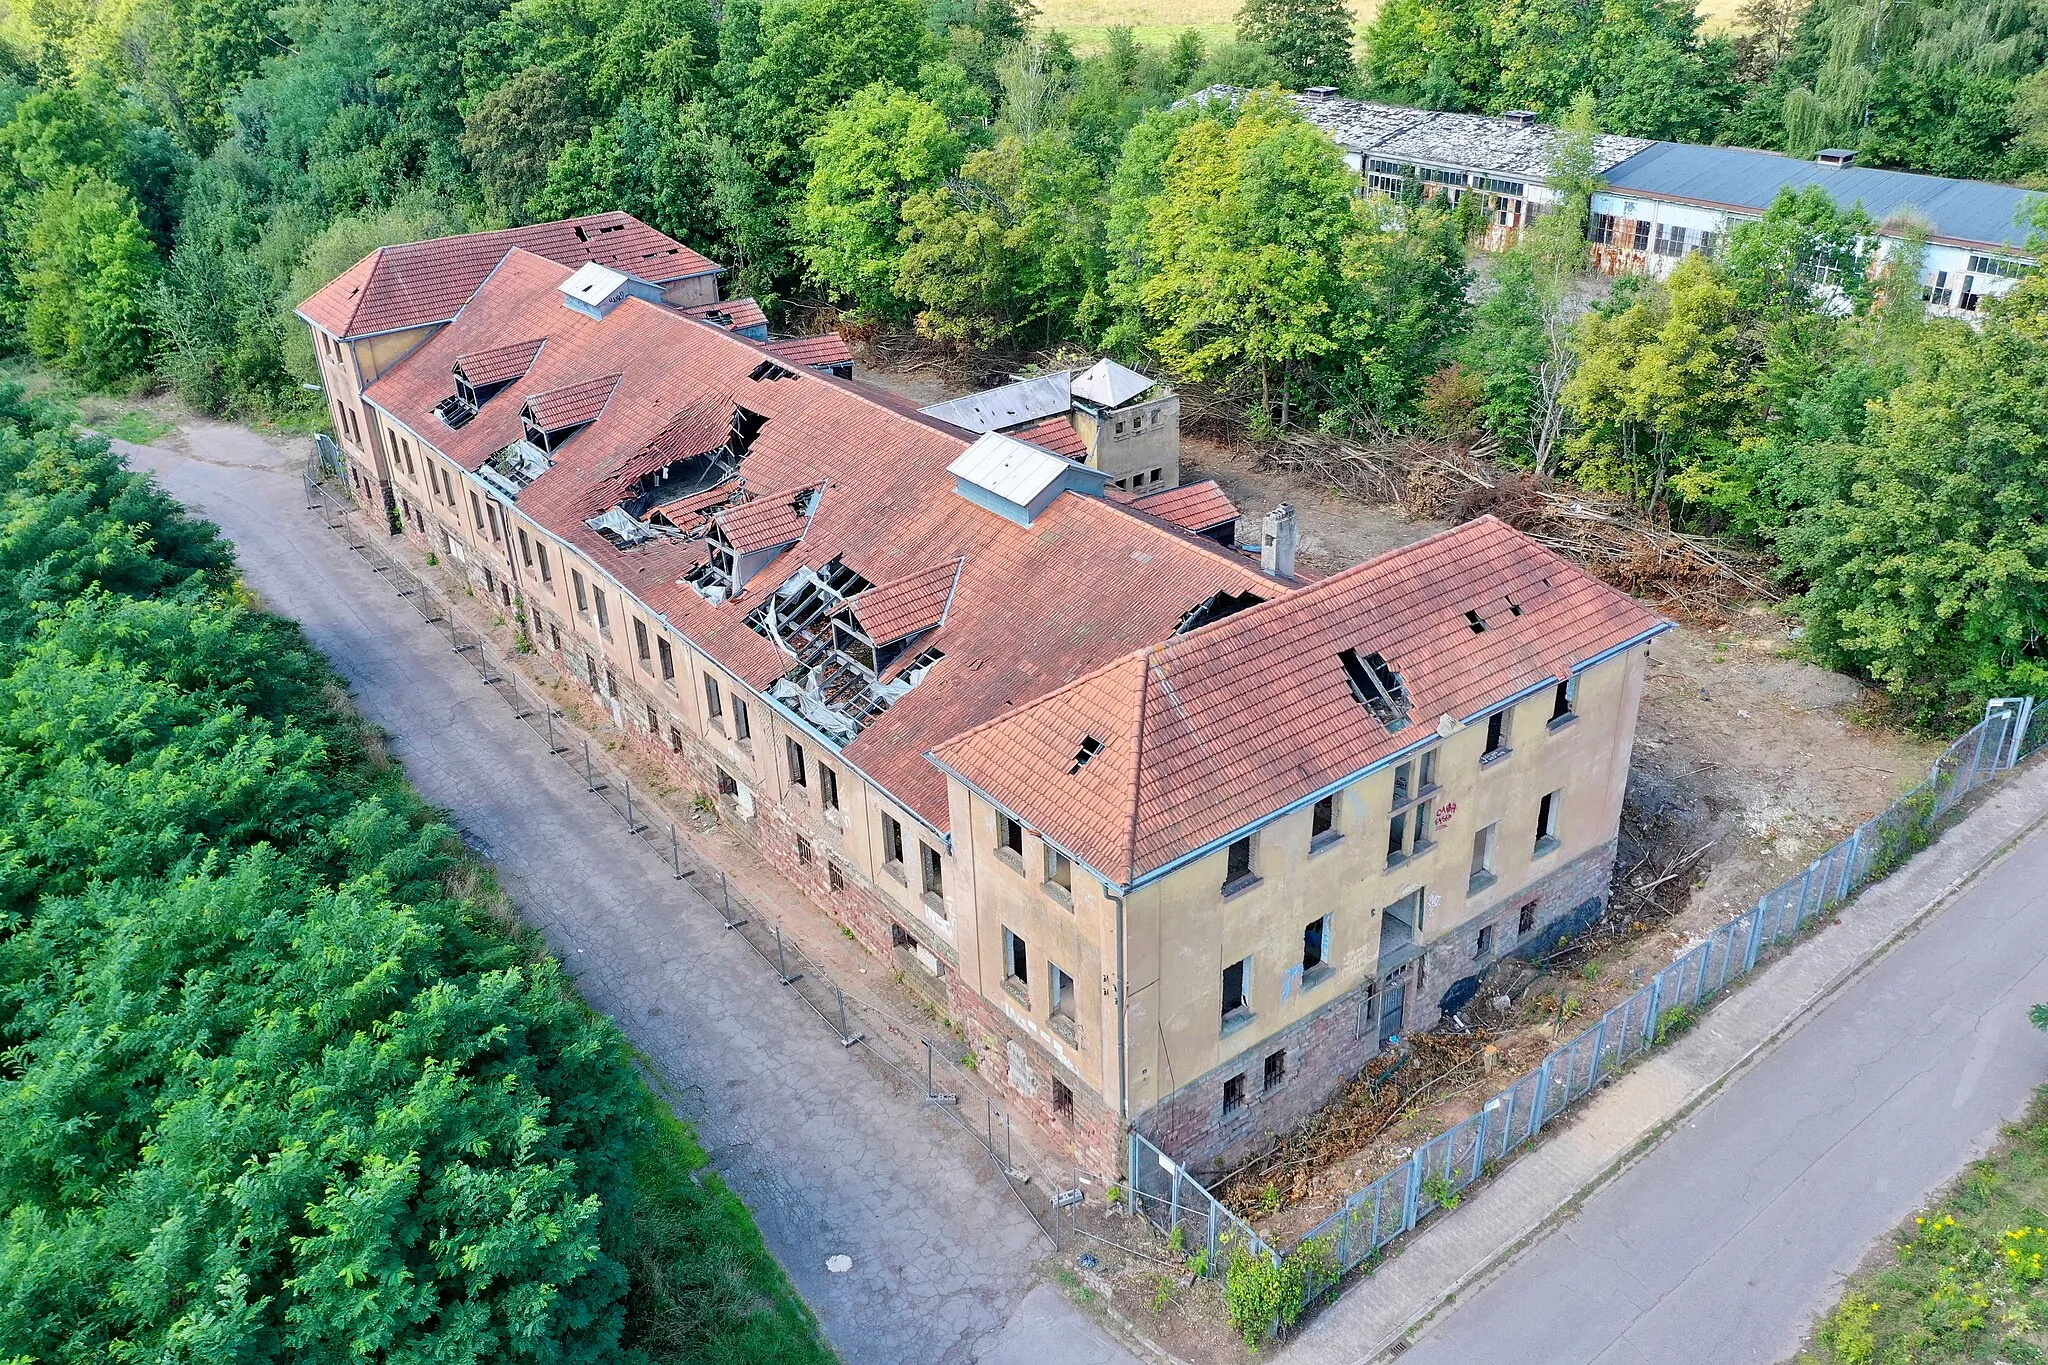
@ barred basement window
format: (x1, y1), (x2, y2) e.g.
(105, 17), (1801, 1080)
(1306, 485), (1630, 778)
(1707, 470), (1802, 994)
(796, 835), (813, 864)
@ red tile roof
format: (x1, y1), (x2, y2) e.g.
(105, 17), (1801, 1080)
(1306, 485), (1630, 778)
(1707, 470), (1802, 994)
(932, 517), (1668, 883)
(1012, 415), (1089, 459)
(1114, 479), (1239, 534)
(456, 338), (545, 387)
(717, 486), (819, 555)
(680, 298), (770, 332)
(766, 333), (855, 370)
(297, 212), (719, 339)
(845, 559), (963, 644)
(357, 250), (1659, 852)
(525, 374), (620, 430)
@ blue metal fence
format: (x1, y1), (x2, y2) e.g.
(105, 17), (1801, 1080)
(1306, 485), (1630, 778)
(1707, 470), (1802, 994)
(1132, 696), (2038, 1301)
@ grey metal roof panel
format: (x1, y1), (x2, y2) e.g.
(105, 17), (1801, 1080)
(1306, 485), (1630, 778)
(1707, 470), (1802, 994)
(1601, 141), (2043, 251)
(921, 373), (1071, 433)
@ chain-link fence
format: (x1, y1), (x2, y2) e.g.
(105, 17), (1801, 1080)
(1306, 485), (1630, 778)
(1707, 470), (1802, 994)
(302, 467), (1065, 1246)
(1129, 685), (2039, 1304)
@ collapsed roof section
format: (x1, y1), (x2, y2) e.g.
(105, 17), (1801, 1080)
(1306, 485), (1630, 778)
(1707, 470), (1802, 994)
(357, 245), (1320, 834)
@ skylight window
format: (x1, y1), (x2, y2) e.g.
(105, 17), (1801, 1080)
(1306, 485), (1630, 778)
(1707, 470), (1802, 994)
(1339, 648), (1410, 732)
(1069, 736), (1104, 775)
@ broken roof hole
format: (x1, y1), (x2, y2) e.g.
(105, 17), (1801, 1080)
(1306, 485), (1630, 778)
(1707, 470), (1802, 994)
(749, 360), (799, 383)
(1176, 589), (1266, 635)
(1507, 600), (1523, 617)
(1069, 736), (1104, 775)
(1465, 609), (1487, 634)
(1339, 648), (1411, 732)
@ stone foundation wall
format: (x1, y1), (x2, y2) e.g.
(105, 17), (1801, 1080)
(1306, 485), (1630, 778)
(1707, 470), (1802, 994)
(1134, 838), (1620, 1177)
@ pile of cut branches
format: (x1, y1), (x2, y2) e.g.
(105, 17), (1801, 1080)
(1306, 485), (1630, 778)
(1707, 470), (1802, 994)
(1214, 1031), (1497, 1218)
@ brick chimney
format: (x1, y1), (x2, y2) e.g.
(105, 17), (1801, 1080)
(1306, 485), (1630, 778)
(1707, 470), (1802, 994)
(1261, 503), (1298, 578)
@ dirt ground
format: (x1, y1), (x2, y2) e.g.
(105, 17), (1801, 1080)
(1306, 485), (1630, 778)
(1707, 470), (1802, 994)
(856, 346), (1949, 1247)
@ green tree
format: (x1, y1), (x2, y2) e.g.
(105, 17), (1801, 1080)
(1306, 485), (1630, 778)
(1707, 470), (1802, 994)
(1362, 0), (1494, 110)
(742, 0), (938, 181)
(798, 83), (961, 314)
(1783, 276), (2048, 718)
(18, 172), (158, 387)
(1237, 0), (1358, 87)
(119, 0), (286, 151)
(460, 64), (590, 223)
(1718, 183), (1875, 321)
(1562, 253), (1751, 510)
(897, 127), (1106, 346)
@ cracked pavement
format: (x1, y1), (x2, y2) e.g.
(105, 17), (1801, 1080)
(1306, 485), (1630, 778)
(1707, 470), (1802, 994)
(126, 421), (1140, 1365)
(1387, 809), (2048, 1364)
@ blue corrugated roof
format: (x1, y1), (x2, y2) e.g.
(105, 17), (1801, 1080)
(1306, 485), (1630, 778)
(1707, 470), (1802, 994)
(1602, 142), (2043, 252)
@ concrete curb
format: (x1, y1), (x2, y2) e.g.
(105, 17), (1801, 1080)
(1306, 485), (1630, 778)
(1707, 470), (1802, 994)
(1273, 758), (2048, 1365)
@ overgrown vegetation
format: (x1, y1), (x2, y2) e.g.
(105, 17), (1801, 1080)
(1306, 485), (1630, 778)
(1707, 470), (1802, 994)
(1799, 1087), (2048, 1364)
(0, 383), (831, 1362)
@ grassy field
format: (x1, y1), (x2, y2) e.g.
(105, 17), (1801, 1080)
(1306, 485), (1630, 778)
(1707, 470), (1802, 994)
(1797, 1091), (2048, 1365)
(1041, 0), (1742, 52)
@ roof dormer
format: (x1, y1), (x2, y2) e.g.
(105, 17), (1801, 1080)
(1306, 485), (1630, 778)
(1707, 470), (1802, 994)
(519, 373), (620, 451)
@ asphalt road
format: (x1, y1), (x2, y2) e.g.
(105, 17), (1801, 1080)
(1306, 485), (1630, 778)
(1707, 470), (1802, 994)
(1395, 816), (2048, 1364)
(129, 422), (1136, 1365)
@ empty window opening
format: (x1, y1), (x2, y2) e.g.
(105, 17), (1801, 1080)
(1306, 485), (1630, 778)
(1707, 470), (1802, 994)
(703, 673), (723, 720)
(603, 666), (617, 698)
(1069, 736), (1104, 774)
(1550, 677), (1577, 724)
(1518, 901), (1538, 936)
(594, 588), (609, 632)
(1050, 963), (1075, 1021)
(920, 843), (944, 903)
(633, 618), (651, 663)
(1483, 707), (1512, 761)
(1044, 845), (1073, 897)
(548, 623), (562, 652)
(1222, 1073), (1247, 1116)
(573, 569), (589, 613)
(668, 724), (683, 754)
(1477, 923), (1495, 959)
(1223, 835), (1255, 892)
(787, 738), (807, 787)
(1303, 915), (1330, 974)
(1470, 822), (1499, 892)
(517, 528), (533, 566)
(716, 766), (739, 796)
(645, 704), (659, 733)
(1221, 956), (1251, 1025)
(998, 814), (1025, 859)
(1340, 648), (1411, 731)
(733, 698), (750, 742)
(881, 813), (906, 873)
(1311, 794), (1337, 843)
(820, 764), (840, 810)
(657, 638), (675, 682)
(1535, 790), (1561, 851)
(1263, 1050), (1287, 1092)
(537, 543), (552, 583)
(1003, 928), (1029, 987)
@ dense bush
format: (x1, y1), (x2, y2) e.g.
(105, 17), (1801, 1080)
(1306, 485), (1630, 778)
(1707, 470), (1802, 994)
(0, 385), (831, 1363)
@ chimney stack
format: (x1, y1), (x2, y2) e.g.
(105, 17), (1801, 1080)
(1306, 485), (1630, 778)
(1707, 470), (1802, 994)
(1261, 503), (1298, 578)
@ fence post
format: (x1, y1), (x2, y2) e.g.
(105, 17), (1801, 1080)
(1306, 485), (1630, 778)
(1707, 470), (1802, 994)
(1965, 713), (1992, 792)
(1743, 900), (1766, 970)
(583, 739), (595, 791)
(624, 777), (636, 833)
(1207, 1197), (1219, 1271)
(774, 926), (801, 985)
(671, 823), (684, 879)
(1591, 1016), (1609, 1084)
(1529, 1055), (1553, 1133)
(2007, 697), (2036, 769)
(1837, 827), (1862, 900)
(835, 987), (862, 1047)
(1402, 1152), (1424, 1232)
(1169, 1165), (1182, 1238)
(1643, 972), (1663, 1043)
(1470, 1106), (1488, 1182)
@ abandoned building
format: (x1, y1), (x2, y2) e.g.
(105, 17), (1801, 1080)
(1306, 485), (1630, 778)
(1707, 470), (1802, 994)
(298, 218), (1669, 1178)
(921, 358), (1184, 493)
(1197, 86), (2041, 320)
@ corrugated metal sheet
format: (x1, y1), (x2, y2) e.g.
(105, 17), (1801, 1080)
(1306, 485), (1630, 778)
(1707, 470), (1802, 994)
(1601, 141), (2042, 251)
(921, 374), (1071, 432)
